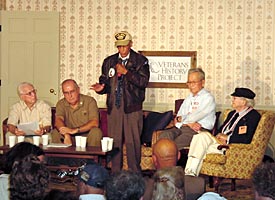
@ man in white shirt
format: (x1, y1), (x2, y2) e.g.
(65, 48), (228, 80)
(159, 68), (216, 150)
(6, 82), (51, 144)
(77, 162), (109, 200)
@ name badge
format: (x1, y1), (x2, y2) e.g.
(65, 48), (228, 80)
(238, 126), (247, 134)
(109, 68), (115, 77)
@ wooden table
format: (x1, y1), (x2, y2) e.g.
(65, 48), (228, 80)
(0, 145), (118, 170)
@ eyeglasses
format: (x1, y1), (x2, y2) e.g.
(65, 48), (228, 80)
(186, 80), (202, 85)
(63, 89), (76, 96)
(21, 89), (37, 96)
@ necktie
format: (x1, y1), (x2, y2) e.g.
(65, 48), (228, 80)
(115, 59), (127, 108)
(228, 113), (239, 129)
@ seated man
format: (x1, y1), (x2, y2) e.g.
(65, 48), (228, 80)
(159, 68), (216, 150)
(185, 87), (261, 176)
(6, 82), (51, 144)
(143, 138), (205, 200)
(51, 79), (102, 146)
(77, 161), (109, 200)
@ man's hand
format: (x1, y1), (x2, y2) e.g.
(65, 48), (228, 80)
(116, 63), (128, 75)
(34, 129), (44, 136)
(14, 129), (25, 136)
(187, 122), (202, 132)
(216, 133), (228, 145)
(59, 127), (78, 135)
(90, 83), (104, 92)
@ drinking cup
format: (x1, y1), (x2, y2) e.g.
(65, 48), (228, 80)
(101, 139), (108, 152)
(9, 135), (16, 147)
(17, 136), (25, 143)
(33, 136), (40, 146)
(75, 136), (82, 147)
(80, 136), (87, 148)
(42, 135), (49, 145)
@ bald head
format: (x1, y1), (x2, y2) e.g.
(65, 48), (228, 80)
(152, 138), (180, 169)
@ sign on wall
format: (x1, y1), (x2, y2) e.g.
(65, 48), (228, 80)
(140, 51), (197, 88)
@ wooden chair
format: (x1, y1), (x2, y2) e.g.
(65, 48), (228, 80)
(200, 109), (275, 192)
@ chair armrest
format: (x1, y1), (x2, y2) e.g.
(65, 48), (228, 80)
(151, 130), (162, 145)
(228, 143), (254, 150)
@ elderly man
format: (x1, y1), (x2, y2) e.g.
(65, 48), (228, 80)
(143, 138), (206, 200)
(185, 87), (261, 176)
(91, 31), (150, 172)
(159, 68), (216, 150)
(6, 82), (51, 144)
(51, 79), (102, 146)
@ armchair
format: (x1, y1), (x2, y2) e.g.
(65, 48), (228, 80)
(200, 109), (275, 191)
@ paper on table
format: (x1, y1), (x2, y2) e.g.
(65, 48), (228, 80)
(46, 143), (72, 148)
(17, 121), (39, 136)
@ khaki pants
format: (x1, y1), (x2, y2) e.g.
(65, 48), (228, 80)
(51, 127), (102, 146)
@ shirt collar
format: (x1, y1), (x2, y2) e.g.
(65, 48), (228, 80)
(19, 100), (37, 110)
(119, 53), (130, 61)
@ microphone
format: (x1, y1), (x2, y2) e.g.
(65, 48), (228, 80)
(117, 58), (123, 78)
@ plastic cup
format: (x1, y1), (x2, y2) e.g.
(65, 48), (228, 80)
(107, 138), (113, 151)
(80, 136), (87, 148)
(75, 136), (82, 147)
(101, 139), (109, 152)
(9, 135), (16, 147)
(33, 136), (40, 146)
(17, 136), (25, 143)
(42, 135), (49, 145)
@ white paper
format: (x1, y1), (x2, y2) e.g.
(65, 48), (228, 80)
(46, 143), (72, 148)
(17, 121), (39, 136)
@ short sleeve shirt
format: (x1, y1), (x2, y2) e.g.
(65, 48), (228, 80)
(7, 100), (52, 127)
(56, 94), (99, 128)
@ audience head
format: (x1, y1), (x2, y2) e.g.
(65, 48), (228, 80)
(17, 82), (37, 107)
(2, 141), (45, 174)
(44, 189), (78, 200)
(9, 154), (50, 200)
(105, 170), (145, 200)
(187, 68), (205, 95)
(231, 87), (256, 109)
(152, 166), (185, 200)
(152, 138), (180, 169)
(252, 162), (275, 200)
(77, 162), (109, 196)
(61, 79), (80, 106)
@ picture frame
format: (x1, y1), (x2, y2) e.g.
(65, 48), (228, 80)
(140, 51), (197, 88)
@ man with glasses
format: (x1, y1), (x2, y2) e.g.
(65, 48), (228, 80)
(6, 82), (52, 144)
(159, 68), (216, 150)
(51, 79), (102, 146)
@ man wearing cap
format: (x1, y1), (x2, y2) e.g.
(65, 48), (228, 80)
(185, 87), (261, 176)
(77, 162), (109, 200)
(91, 31), (150, 172)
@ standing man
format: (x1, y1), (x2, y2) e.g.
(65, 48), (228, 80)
(51, 79), (102, 146)
(91, 31), (150, 172)
(159, 68), (216, 150)
(6, 82), (52, 144)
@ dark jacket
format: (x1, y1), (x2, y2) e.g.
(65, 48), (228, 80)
(97, 49), (150, 114)
(219, 109), (261, 144)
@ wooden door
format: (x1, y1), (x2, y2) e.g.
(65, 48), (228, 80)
(0, 11), (59, 145)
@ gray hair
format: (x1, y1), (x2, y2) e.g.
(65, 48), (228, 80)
(61, 79), (79, 89)
(245, 98), (255, 107)
(188, 68), (205, 80)
(17, 82), (34, 96)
